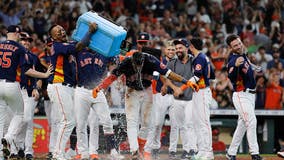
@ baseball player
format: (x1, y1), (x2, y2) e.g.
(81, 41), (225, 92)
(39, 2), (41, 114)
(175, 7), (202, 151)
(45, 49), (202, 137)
(92, 52), (198, 160)
(225, 34), (263, 160)
(46, 23), (97, 160)
(17, 32), (47, 160)
(38, 38), (59, 160)
(0, 26), (53, 159)
(180, 37), (215, 160)
(74, 48), (124, 160)
(167, 38), (197, 159)
(143, 40), (177, 160)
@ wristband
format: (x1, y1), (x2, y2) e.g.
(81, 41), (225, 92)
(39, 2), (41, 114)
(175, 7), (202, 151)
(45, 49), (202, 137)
(181, 78), (187, 84)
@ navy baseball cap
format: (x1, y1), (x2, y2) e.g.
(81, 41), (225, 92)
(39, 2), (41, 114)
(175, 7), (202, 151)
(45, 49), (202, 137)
(173, 38), (189, 48)
(7, 25), (21, 33)
(20, 32), (33, 42)
(137, 32), (150, 42)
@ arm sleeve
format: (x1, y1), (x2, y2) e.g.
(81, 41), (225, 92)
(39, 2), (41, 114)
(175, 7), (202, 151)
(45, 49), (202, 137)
(98, 74), (118, 90)
(150, 56), (169, 75)
(227, 58), (238, 81)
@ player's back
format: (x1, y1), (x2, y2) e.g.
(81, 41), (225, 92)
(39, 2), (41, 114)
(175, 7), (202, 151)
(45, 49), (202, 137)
(0, 40), (27, 82)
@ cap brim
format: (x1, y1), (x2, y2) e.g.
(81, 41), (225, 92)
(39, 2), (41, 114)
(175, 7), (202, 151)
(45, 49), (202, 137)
(137, 40), (149, 42)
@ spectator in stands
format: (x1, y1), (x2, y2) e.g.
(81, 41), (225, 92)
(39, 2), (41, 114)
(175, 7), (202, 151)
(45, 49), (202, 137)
(267, 50), (284, 70)
(214, 68), (234, 109)
(0, 2), (26, 27)
(255, 74), (267, 109)
(253, 46), (273, 72)
(265, 68), (284, 110)
(33, 9), (47, 41)
(212, 127), (226, 152)
(210, 45), (228, 71)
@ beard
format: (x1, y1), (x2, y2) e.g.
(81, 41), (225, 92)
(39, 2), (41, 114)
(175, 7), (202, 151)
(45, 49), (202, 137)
(177, 52), (185, 60)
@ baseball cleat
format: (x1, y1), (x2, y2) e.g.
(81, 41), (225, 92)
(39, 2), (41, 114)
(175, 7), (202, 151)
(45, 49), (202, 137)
(90, 154), (99, 160)
(181, 150), (190, 160)
(46, 152), (53, 160)
(1, 138), (10, 159)
(168, 151), (177, 160)
(226, 153), (236, 160)
(25, 154), (34, 160)
(251, 154), (263, 160)
(278, 151), (284, 158)
(152, 149), (159, 159)
(9, 154), (19, 160)
(18, 149), (25, 158)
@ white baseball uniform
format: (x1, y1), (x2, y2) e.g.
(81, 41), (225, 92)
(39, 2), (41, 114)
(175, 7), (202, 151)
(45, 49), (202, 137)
(144, 93), (174, 153)
(47, 83), (75, 159)
(125, 87), (154, 152)
(88, 109), (99, 155)
(75, 88), (114, 159)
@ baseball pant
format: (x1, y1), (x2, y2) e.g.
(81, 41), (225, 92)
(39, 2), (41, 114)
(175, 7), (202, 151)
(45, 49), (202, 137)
(15, 89), (37, 155)
(47, 83), (75, 159)
(0, 100), (10, 158)
(88, 109), (99, 155)
(109, 80), (125, 107)
(74, 87), (113, 159)
(192, 87), (214, 159)
(125, 87), (153, 152)
(44, 100), (52, 128)
(144, 93), (173, 153)
(169, 99), (196, 152)
(0, 81), (27, 154)
(228, 91), (259, 155)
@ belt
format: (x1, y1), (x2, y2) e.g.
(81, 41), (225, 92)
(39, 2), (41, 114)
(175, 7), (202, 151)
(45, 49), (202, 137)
(0, 79), (15, 83)
(62, 82), (75, 88)
(77, 85), (93, 90)
(243, 88), (256, 94)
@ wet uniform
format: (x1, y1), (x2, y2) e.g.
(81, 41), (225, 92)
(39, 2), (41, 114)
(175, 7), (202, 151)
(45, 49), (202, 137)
(109, 53), (171, 153)
(74, 49), (117, 159)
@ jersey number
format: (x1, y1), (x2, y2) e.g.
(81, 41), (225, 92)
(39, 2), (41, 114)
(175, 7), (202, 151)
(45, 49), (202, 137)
(0, 51), (12, 68)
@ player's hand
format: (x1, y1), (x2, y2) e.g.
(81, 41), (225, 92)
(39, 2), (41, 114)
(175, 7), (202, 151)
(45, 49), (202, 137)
(92, 87), (100, 98)
(32, 89), (40, 101)
(89, 22), (98, 33)
(173, 87), (183, 98)
(161, 85), (168, 96)
(186, 81), (199, 92)
(45, 64), (54, 78)
(235, 57), (244, 67)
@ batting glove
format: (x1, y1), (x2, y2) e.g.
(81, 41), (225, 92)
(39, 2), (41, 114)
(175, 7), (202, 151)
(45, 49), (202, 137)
(92, 87), (100, 98)
(180, 81), (199, 92)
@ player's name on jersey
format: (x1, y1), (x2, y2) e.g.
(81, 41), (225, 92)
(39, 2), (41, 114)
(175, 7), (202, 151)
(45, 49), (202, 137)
(109, 107), (284, 116)
(0, 43), (19, 52)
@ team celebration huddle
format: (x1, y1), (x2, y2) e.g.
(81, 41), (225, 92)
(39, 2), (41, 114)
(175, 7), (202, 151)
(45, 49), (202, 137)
(0, 6), (278, 160)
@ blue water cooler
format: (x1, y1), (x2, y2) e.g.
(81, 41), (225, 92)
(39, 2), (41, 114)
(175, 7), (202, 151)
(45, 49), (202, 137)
(72, 11), (127, 57)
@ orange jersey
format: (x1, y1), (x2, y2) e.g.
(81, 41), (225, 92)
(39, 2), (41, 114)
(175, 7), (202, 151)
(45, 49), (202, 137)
(265, 83), (283, 110)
